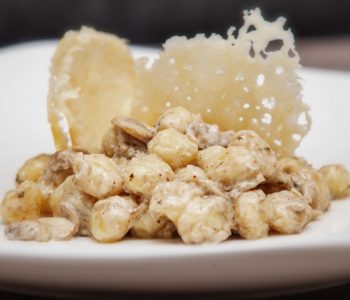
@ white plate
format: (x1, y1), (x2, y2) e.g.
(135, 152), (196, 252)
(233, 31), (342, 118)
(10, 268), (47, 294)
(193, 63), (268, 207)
(0, 41), (350, 295)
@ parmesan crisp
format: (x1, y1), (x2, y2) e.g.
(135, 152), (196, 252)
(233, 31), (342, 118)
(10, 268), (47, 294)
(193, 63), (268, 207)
(131, 8), (311, 157)
(48, 27), (136, 153)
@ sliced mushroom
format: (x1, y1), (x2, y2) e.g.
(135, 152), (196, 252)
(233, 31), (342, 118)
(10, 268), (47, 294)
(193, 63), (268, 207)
(175, 165), (226, 198)
(40, 150), (75, 188)
(49, 176), (97, 236)
(4, 217), (75, 242)
(186, 121), (220, 150)
(48, 150), (74, 173)
(218, 130), (235, 147)
(112, 115), (155, 143)
(102, 127), (147, 159)
(5, 220), (50, 242)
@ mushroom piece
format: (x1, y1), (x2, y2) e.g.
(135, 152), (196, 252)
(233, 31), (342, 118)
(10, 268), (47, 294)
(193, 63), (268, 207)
(175, 165), (226, 198)
(186, 121), (220, 150)
(101, 127), (147, 159)
(49, 176), (97, 236)
(4, 217), (75, 242)
(112, 115), (155, 143)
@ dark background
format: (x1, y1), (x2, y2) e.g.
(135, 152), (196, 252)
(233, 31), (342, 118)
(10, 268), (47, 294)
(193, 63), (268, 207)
(1, 0), (350, 46)
(1, 0), (350, 70)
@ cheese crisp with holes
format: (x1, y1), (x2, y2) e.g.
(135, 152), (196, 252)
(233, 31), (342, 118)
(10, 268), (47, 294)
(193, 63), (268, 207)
(132, 9), (311, 157)
(1, 8), (350, 244)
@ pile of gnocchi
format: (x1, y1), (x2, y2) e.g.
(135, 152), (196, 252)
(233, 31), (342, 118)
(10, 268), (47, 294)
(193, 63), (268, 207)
(1, 106), (350, 244)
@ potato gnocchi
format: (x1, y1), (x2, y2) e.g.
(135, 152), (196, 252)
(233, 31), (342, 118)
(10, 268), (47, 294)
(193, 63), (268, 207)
(1, 106), (349, 244)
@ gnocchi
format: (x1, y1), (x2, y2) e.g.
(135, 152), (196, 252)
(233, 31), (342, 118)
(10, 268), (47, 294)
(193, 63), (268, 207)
(233, 190), (269, 239)
(1, 107), (348, 244)
(90, 196), (141, 242)
(320, 164), (350, 199)
(122, 153), (174, 198)
(196, 145), (265, 194)
(1, 181), (42, 224)
(148, 128), (198, 169)
(16, 154), (50, 185)
(72, 153), (123, 199)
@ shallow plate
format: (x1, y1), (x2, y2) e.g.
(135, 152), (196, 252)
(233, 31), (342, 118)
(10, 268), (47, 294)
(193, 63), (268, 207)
(0, 41), (350, 294)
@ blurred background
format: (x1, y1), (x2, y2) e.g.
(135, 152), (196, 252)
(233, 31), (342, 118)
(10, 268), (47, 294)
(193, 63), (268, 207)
(0, 0), (349, 70)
